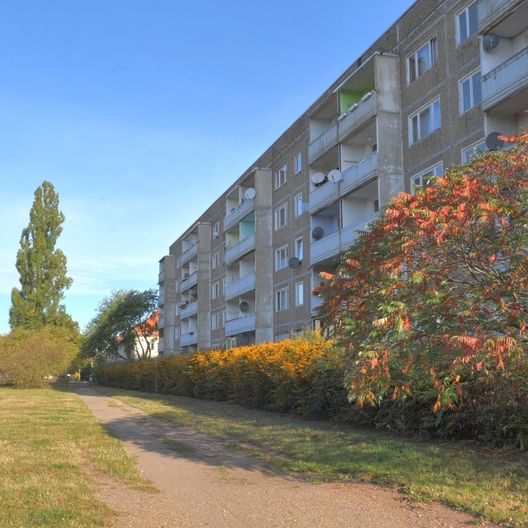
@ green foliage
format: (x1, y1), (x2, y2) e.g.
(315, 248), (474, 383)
(0, 326), (80, 388)
(316, 133), (528, 446)
(82, 289), (158, 361)
(9, 181), (75, 331)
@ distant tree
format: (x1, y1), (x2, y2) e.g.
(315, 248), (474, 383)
(9, 181), (75, 330)
(0, 326), (79, 388)
(82, 289), (158, 361)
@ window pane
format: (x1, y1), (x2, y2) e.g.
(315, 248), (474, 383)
(431, 37), (438, 65)
(458, 11), (468, 43)
(409, 56), (416, 82)
(419, 106), (430, 137)
(432, 100), (441, 129)
(417, 44), (429, 76)
(462, 79), (471, 112)
(412, 115), (419, 142)
(468, 3), (478, 36)
(472, 72), (482, 105)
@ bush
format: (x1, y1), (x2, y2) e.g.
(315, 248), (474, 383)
(0, 326), (79, 388)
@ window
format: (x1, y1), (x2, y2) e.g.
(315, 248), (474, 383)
(275, 245), (288, 271)
(276, 288), (288, 312)
(459, 70), (481, 114)
(274, 164), (287, 189)
(373, 199), (380, 213)
(211, 251), (219, 269)
(211, 281), (220, 300)
(412, 162), (444, 192)
(457, 2), (478, 44)
(294, 152), (303, 174)
(462, 139), (486, 163)
(408, 36), (438, 83)
(274, 203), (288, 230)
(212, 311), (221, 330)
(294, 193), (303, 217)
(212, 222), (220, 239)
(295, 282), (304, 306)
(409, 98), (441, 144)
(294, 237), (303, 261)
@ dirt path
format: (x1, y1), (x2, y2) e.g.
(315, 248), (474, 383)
(75, 387), (492, 528)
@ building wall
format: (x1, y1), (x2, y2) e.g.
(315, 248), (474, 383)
(158, 0), (528, 354)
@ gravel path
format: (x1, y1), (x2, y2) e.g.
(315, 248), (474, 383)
(75, 386), (493, 528)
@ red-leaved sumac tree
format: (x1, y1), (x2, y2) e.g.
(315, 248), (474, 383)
(316, 134), (528, 418)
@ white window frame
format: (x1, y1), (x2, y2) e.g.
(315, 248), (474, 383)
(456, 1), (478, 45)
(274, 202), (288, 230)
(212, 311), (221, 330)
(275, 244), (288, 271)
(294, 193), (303, 217)
(212, 221), (220, 239)
(407, 36), (438, 84)
(295, 281), (304, 306)
(459, 69), (482, 114)
(409, 98), (441, 145)
(294, 237), (303, 261)
(461, 139), (486, 163)
(211, 281), (220, 300)
(276, 288), (288, 312)
(294, 152), (302, 174)
(274, 164), (288, 189)
(411, 162), (444, 193)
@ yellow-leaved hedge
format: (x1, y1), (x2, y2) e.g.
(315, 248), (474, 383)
(95, 335), (348, 417)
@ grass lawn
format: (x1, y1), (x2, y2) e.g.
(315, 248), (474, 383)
(97, 386), (528, 528)
(0, 386), (145, 528)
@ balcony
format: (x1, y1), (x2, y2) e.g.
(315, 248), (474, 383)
(224, 234), (255, 265)
(341, 153), (379, 197)
(478, 0), (523, 33)
(310, 214), (380, 265)
(181, 332), (197, 346)
(158, 313), (165, 329)
(338, 91), (377, 142)
(311, 294), (324, 316)
(224, 199), (255, 231)
(158, 290), (165, 306)
(225, 314), (256, 336)
(180, 300), (197, 319)
(180, 271), (198, 292)
(225, 272), (256, 301)
(309, 181), (339, 215)
(179, 242), (199, 267)
(158, 269), (165, 283)
(481, 47), (528, 112)
(310, 230), (340, 265)
(308, 122), (338, 162)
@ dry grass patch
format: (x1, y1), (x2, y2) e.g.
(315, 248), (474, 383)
(0, 386), (145, 528)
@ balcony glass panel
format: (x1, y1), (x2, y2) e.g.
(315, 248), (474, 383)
(224, 199), (255, 231)
(180, 300), (198, 319)
(341, 153), (379, 197)
(225, 272), (256, 301)
(341, 213), (380, 250)
(181, 332), (197, 346)
(308, 122), (338, 162)
(310, 230), (340, 265)
(179, 242), (199, 267)
(225, 314), (256, 336)
(224, 234), (255, 265)
(180, 271), (198, 292)
(338, 92), (377, 141)
(309, 181), (339, 215)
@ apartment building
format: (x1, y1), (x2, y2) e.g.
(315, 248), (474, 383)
(157, 0), (528, 355)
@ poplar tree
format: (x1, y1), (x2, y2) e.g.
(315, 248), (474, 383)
(9, 181), (74, 330)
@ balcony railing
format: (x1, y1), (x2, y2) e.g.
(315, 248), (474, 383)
(224, 199), (255, 231)
(225, 272), (256, 301)
(224, 234), (255, 265)
(341, 153), (379, 197)
(158, 269), (165, 283)
(178, 242), (199, 267)
(309, 180), (340, 215)
(158, 314), (165, 329)
(158, 290), (165, 306)
(310, 213), (380, 265)
(308, 122), (338, 162)
(478, 0), (522, 33)
(180, 271), (198, 292)
(338, 91), (377, 142)
(481, 47), (528, 111)
(181, 332), (197, 346)
(225, 314), (256, 336)
(180, 300), (197, 319)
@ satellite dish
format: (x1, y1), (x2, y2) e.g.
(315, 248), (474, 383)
(288, 257), (301, 268)
(328, 169), (342, 183)
(312, 226), (324, 240)
(244, 187), (256, 200)
(486, 131), (504, 151)
(239, 301), (249, 312)
(483, 33), (500, 51)
(311, 172), (326, 185)
(237, 333), (250, 346)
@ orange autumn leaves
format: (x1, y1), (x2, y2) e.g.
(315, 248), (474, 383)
(316, 133), (528, 413)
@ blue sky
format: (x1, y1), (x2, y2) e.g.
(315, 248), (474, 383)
(0, 1), (415, 333)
